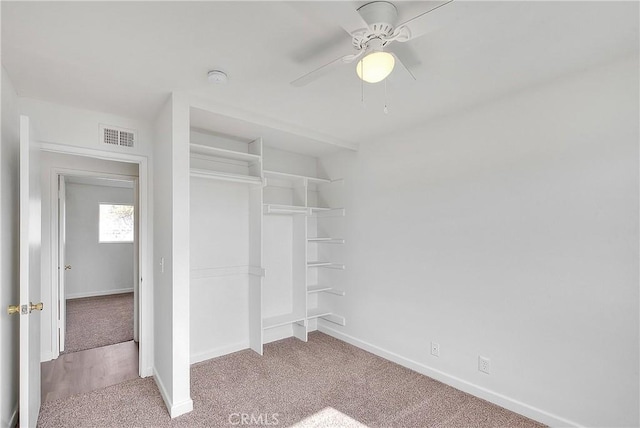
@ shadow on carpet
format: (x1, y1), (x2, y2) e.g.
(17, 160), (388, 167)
(63, 293), (134, 354)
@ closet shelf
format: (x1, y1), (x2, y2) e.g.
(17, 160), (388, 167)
(190, 143), (261, 163)
(307, 261), (345, 270)
(307, 310), (346, 326)
(307, 285), (345, 296)
(263, 170), (331, 184)
(263, 313), (306, 329)
(263, 204), (309, 215)
(307, 237), (345, 244)
(307, 309), (333, 319)
(310, 207), (345, 217)
(190, 169), (262, 185)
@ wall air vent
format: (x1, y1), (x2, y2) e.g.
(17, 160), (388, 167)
(100, 124), (137, 148)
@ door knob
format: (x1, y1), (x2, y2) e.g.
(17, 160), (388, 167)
(29, 302), (43, 312)
(7, 305), (20, 315)
(64, 265), (72, 271)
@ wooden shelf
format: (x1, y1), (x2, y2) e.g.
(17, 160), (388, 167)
(307, 237), (345, 244)
(263, 313), (306, 329)
(263, 204), (309, 215)
(307, 285), (345, 296)
(190, 169), (262, 185)
(190, 143), (261, 163)
(307, 261), (345, 270)
(263, 170), (331, 184)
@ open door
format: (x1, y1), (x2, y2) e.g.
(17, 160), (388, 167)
(58, 175), (66, 353)
(16, 115), (42, 427)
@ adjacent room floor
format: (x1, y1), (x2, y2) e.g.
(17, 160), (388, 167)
(41, 292), (138, 403)
(63, 293), (134, 354)
(41, 341), (139, 402)
(38, 332), (544, 427)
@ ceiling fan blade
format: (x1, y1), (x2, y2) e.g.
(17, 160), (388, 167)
(291, 50), (366, 87)
(390, 52), (416, 81)
(396, 0), (461, 41)
(288, 1), (368, 36)
(290, 30), (352, 64)
(387, 43), (422, 70)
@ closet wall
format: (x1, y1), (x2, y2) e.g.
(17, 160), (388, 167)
(190, 178), (251, 362)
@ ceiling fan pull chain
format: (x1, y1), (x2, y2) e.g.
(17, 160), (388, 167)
(361, 61), (365, 107)
(384, 78), (389, 114)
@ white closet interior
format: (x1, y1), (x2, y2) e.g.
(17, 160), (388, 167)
(188, 106), (348, 361)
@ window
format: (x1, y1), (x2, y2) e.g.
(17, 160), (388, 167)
(99, 204), (134, 243)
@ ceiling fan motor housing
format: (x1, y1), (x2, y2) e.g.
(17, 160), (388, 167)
(353, 1), (399, 49)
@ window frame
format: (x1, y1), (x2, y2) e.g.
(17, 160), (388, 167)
(98, 202), (135, 244)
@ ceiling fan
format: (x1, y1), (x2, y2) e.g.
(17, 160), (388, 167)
(290, 0), (457, 87)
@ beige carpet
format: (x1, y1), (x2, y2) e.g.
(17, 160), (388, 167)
(63, 293), (134, 354)
(39, 332), (544, 428)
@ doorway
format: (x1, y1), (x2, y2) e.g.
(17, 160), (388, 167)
(59, 175), (138, 354)
(42, 171), (141, 402)
(35, 145), (151, 405)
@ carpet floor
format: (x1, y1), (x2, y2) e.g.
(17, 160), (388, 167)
(63, 293), (134, 354)
(39, 332), (543, 428)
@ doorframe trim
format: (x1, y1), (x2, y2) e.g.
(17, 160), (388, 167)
(41, 142), (152, 377)
(51, 169), (138, 358)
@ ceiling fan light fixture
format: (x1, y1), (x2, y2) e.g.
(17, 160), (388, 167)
(356, 51), (395, 83)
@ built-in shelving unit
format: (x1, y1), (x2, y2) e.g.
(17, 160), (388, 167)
(188, 104), (347, 357)
(189, 128), (263, 185)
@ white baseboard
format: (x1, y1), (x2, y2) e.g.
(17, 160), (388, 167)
(8, 402), (18, 428)
(190, 341), (248, 364)
(263, 325), (293, 344)
(318, 325), (580, 428)
(40, 349), (54, 363)
(153, 368), (193, 419)
(66, 288), (133, 300)
(170, 399), (194, 419)
(153, 368), (172, 417)
(140, 365), (153, 378)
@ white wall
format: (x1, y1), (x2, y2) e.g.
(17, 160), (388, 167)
(152, 96), (174, 407)
(20, 97), (152, 157)
(153, 93), (192, 418)
(65, 182), (134, 299)
(318, 57), (639, 427)
(1, 67), (21, 427)
(39, 152), (138, 361)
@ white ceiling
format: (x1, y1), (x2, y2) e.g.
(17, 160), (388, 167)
(2, 1), (638, 151)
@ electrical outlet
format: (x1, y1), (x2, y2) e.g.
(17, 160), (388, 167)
(431, 342), (440, 357)
(478, 356), (490, 374)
